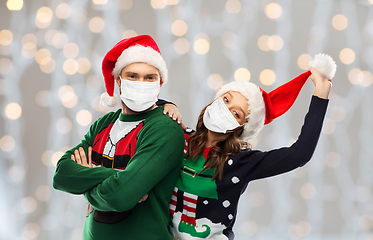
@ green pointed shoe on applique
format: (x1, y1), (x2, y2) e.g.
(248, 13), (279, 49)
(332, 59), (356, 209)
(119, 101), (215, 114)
(178, 220), (211, 238)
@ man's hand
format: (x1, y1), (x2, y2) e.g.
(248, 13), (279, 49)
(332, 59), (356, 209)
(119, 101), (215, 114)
(71, 147), (92, 168)
(163, 103), (187, 130)
(138, 194), (148, 203)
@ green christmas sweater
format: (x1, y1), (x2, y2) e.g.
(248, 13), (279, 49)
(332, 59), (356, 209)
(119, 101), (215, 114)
(53, 106), (185, 240)
(169, 96), (328, 240)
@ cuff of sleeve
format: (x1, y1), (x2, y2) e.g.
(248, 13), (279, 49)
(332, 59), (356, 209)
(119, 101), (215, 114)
(310, 95), (329, 116)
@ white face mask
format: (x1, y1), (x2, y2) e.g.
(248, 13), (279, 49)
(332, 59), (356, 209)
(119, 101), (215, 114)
(120, 78), (160, 112)
(203, 97), (242, 134)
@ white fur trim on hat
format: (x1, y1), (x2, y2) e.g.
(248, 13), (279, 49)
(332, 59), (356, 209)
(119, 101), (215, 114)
(215, 81), (265, 143)
(100, 92), (118, 108)
(112, 45), (168, 84)
(309, 53), (337, 80)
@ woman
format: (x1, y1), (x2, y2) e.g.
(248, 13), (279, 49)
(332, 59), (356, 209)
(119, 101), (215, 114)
(167, 54), (335, 239)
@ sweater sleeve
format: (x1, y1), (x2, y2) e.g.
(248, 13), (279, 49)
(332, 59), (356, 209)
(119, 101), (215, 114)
(52, 112), (120, 194)
(241, 95), (328, 181)
(83, 121), (184, 212)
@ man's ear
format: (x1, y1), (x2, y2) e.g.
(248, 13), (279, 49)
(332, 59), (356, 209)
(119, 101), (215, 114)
(116, 78), (121, 88)
(160, 79), (164, 88)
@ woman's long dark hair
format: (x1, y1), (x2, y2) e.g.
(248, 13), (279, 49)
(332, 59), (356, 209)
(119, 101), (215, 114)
(185, 104), (245, 181)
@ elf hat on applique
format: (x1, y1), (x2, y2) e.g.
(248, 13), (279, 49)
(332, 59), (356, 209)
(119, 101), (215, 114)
(215, 53), (337, 142)
(100, 35), (168, 108)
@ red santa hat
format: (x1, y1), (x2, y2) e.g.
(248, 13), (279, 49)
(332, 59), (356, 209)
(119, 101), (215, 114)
(215, 53), (336, 142)
(100, 35), (168, 108)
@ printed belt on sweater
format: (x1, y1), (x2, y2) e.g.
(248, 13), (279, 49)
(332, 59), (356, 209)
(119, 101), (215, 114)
(182, 166), (213, 178)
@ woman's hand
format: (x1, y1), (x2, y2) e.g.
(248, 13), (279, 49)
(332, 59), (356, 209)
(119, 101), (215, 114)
(71, 147), (92, 168)
(310, 67), (332, 99)
(163, 103), (187, 130)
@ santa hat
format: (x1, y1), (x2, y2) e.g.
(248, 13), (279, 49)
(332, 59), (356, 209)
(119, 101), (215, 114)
(100, 35), (168, 108)
(215, 53), (336, 142)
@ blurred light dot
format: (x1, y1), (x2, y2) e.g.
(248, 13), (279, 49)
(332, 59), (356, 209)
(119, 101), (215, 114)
(42, 150), (54, 166)
(40, 57), (56, 73)
(22, 42), (37, 58)
(0, 135), (15, 152)
(0, 30), (13, 46)
(207, 74), (224, 90)
(195, 33), (210, 41)
(221, 31), (236, 47)
(324, 185), (340, 201)
(322, 118), (336, 135)
(77, 58), (91, 74)
(72, 8), (87, 23)
(0, 58), (12, 74)
(242, 221), (258, 236)
(63, 43), (79, 59)
(348, 68), (362, 85)
(234, 68), (251, 82)
(63, 59), (79, 75)
(77, 110), (93, 126)
(225, 0), (242, 14)
(260, 69), (276, 86)
(258, 35), (271, 51)
(331, 106), (346, 122)
(118, 0), (133, 10)
(249, 191), (265, 207)
(194, 39), (210, 55)
(300, 183), (316, 199)
(356, 186), (371, 203)
(332, 14), (348, 31)
(35, 48), (52, 64)
(171, 20), (188, 36)
(52, 151), (63, 166)
(56, 3), (71, 19)
(62, 92), (78, 108)
(44, 29), (58, 45)
(52, 32), (69, 49)
(295, 221), (311, 237)
(6, 0), (24, 10)
(298, 54), (312, 70)
(93, 0), (108, 4)
(265, 3), (282, 19)
(122, 30), (137, 39)
(56, 118), (72, 134)
(151, 0), (167, 9)
(5, 102), (22, 120)
(170, 6), (186, 20)
(360, 71), (373, 87)
(340, 48), (355, 65)
(20, 197), (37, 213)
(270, 35), (283, 51)
(59, 85), (74, 99)
(89, 17), (105, 33)
(22, 33), (37, 46)
(174, 38), (190, 54)
(35, 7), (53, 28)
(370, 0), (373, 4)
(9, 165), (25, 182)
(325, 152), (341, 168)
(0, 44), (12, 55)
(359, 214), (373, 230)
(36, 185), (51, 202)
(87, 75), (102, 90)
(24, 223), (40, 239)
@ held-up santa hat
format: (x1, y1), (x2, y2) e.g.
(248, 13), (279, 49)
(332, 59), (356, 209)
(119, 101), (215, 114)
(100, 35), (168, 108)
(215, 53), (337, 142)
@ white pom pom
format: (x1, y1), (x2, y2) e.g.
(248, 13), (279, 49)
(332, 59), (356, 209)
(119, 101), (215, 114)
(100, 92), (118, 108)
(309, 53), (337, 80)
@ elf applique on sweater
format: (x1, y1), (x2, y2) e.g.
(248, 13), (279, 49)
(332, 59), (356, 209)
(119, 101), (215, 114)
(169, 96), (328, 240)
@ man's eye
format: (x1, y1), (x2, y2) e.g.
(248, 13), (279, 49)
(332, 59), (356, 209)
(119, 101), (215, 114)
(129, 75), (135, 78)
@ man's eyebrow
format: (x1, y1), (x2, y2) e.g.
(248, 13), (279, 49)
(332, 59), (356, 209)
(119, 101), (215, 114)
(124, 71), (138, 75)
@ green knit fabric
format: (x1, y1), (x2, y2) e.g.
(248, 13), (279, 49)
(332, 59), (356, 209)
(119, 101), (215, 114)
(53, 106), (185, 240)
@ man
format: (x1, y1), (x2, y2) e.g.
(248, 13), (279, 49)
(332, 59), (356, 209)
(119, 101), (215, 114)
(53, 35), (185, 239)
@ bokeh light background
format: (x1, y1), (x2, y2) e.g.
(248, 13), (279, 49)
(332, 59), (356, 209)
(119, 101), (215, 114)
(1, 0), (373, 239)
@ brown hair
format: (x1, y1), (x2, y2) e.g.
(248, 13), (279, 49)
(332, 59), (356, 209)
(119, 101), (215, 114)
(185, 104), (245, 180)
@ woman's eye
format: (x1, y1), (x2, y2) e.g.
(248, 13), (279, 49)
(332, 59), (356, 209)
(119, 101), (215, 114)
(224, 97), (229, 103)
(234, 111), (239, 118)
